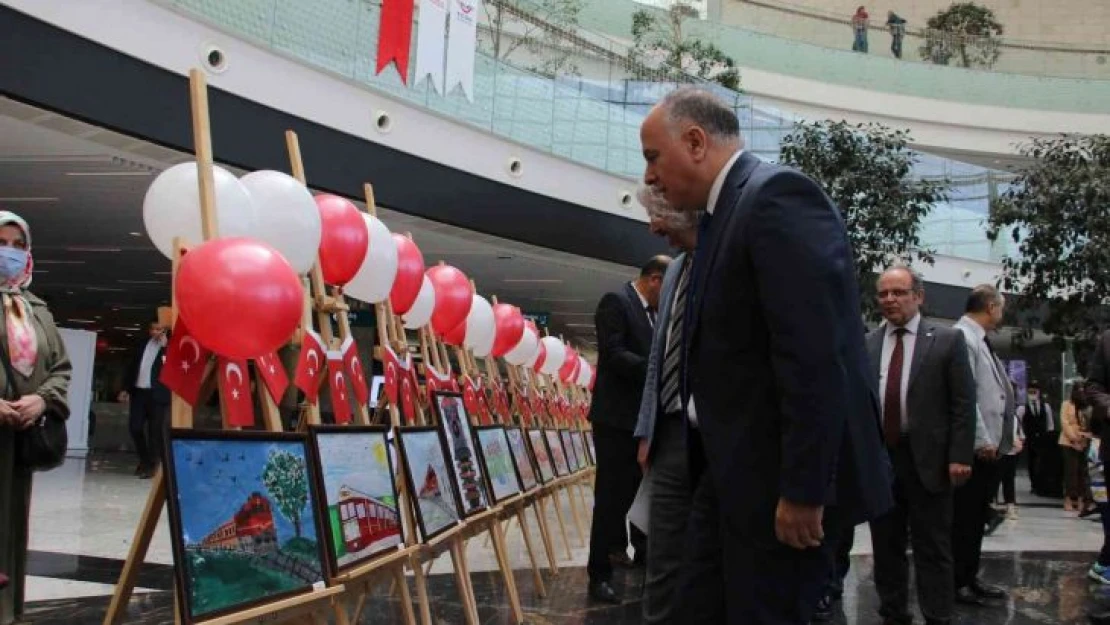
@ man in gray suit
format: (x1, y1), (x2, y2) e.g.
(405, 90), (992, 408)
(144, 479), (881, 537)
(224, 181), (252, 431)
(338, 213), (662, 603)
(952, 284), (1014, 606)
(866, 266), (976, 625)
(632, 187), (699, 625)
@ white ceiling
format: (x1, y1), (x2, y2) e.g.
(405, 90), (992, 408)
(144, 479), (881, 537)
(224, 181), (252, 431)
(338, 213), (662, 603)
(0, 96), (641, 353)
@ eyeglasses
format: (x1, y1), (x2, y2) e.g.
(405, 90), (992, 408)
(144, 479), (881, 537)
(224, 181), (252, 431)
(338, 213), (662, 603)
(876, 289), (914, 299)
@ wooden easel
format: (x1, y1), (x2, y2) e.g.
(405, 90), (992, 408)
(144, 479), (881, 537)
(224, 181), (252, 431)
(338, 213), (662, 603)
(104, 69), (343, 625)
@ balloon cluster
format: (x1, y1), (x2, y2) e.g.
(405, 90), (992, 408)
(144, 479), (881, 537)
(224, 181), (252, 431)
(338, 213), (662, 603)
(143, 164), (595, 387)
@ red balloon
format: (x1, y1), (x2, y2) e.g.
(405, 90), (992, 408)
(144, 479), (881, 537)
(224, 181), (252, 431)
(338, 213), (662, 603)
(427, 264), (473, 336)
(390, 234), (425, 315)
(176, 237), (303, 359)
(491, 304), (525, 358)
(315, 194), (369, 286)
(532, 340), (547, 373)
(559, 346), (580, 383)
(442, 318), (467, 347)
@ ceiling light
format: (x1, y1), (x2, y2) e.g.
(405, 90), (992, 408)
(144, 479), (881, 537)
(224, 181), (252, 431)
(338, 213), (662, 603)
(87, 286), (126, 292)
(551, 311), (592, 316)
(66, 319), (97, 324)
(565, 323), (595, 328)
(113, 326), (141, 331)
(531, 298), (585, 303)
(36, 260), (86, 265)
(503, 279), (564, 284)
(65, 171), (152, 177)
(67, 247), (121, 253)
(118, 279), (163, 285)
(0, 197), (59, 202)
(129, 232), (143, 237)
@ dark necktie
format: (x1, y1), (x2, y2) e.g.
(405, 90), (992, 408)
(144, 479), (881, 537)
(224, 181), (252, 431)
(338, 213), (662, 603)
(680, 212), (713, 411)
(883, 328), (907, 447)
(660, 255), (693, 414)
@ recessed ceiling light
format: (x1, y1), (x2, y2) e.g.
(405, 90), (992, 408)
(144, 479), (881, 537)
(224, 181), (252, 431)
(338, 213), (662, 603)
(66, 319), (97, 324)
(36, 260), (85, 265)
(87, 286), (126, 292)
(68, 247), (121, 253)
(531, 298), (585, 303)
(118, 279), (163, 285)
(565, 323), (595, 328)
(503, 279), (564, 284)
(65, 171), (151, 177)
(129, 232), (142, 237)
(0, 197), (59, 202)
(113, 326), (141, 331)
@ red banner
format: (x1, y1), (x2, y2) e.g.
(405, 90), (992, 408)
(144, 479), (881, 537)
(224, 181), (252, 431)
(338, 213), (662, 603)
(377, 0), (415, 83)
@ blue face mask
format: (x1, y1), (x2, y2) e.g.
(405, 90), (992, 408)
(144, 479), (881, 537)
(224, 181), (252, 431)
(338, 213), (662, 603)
(0, 247), (29, 281)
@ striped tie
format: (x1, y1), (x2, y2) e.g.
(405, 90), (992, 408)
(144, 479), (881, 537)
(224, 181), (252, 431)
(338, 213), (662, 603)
(659, 255), (693, 414)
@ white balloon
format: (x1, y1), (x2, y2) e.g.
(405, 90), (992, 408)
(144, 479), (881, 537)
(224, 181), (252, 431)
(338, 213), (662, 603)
(539, 336), (566, 375)
(504, 326), (539, 366)
(238, 170), (321, 274)
(464, 295), (496, 357)
(403, 276), (436, 329)
(575, 356), (591, 387)
(345, 214), (398, 303)
(525, 334), (544, 368)
(143, 163), (258, 259)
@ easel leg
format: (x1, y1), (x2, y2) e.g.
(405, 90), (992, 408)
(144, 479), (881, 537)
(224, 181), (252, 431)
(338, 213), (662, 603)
(394, 565), (417, 625)
(550, 492), (574, 560)
(332, 593), (351, 625)
(449, 540), (479, 625)
(456, 539), (481, 624)
(564, 484), (587, 548)
(575, 481), (592, 523)
(103, 467), (166, 625)
(490, 521), (525, 625)
(410, 554), (434, 625)
(516, 508), (546, 598)
(534, 499), (560, 574)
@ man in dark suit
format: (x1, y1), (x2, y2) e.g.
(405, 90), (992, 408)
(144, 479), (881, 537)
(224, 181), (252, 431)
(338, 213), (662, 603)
(1022, 380), (1061, 497)
(586, 254), (671, 603)
(865, 266), (976, 625)
(123, 319), (170, 478)
(639, 87), (893, 623)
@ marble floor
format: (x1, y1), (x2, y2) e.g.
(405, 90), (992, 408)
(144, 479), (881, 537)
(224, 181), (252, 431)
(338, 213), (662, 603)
(19, 452), (1110, 624)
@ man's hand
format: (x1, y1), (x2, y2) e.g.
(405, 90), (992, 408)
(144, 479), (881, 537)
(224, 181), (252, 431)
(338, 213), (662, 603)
(1012, 437), (1025, 453)
(949, 463), (972, 486)
(976, 446), (998, 461)
(637, 438), (650, 474)
(775, 498), (824, 550)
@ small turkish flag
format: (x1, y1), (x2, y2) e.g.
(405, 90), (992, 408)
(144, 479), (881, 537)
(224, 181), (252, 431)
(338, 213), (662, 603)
(462, 376), (482, 422)
(424, 363), (459, 404)
(159, 321), (210, 406)
(218, 357), (255, 427)
(530, 392), (546, 422)
(400, 360), (419, 425)
(341, 337), (370, 406)
(491, 380), (511, 422)
(255, 351), (289, 405)
(474, 378), (494, 425)
(294, 331), (327, 403)
(382, 345), (403, 406)
(328, 353), (353, 424)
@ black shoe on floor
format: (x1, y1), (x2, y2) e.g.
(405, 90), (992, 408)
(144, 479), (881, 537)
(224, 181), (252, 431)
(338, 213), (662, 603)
(970, 579), (1007, 599)
(955, 586), (988, 606)
(812, 593), (837, 622)
(588, 580), (621, 604)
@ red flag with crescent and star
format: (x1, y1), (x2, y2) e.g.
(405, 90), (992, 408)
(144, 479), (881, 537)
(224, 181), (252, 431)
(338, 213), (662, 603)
(382, 345), (403, 406)
(340, 337), (370, 406)
(159, 321), (210, 406)
(294, 330), (326, 403)
(473, 377), (494, 425)
(461, 376), (483, 423)
(217, 357), (254, 427)
(399, 353), (419, 424)
(491, 378), (511, 423)
(424, 363), (459, 404)
(328, 352), (353, 424)
(255, 350), (289, 405)
(530, 390), (547, 423)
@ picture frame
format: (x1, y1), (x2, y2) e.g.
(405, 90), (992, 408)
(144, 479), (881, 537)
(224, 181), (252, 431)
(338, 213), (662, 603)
(560, 429), (581, 472)
(527, 428), (556, 484)
(472, 425), (523, 504)
(396, 426), (463, 542)
(164, 429), (328, 624)
(368, 375), (385, 408)
(584, 431), (596, 465)
(572, 431), (590, 467)
(432, 391), (490, 516)
(504, 426), (539, 492)
(308, 426), (404, 577)
(544, 429), (571, 477)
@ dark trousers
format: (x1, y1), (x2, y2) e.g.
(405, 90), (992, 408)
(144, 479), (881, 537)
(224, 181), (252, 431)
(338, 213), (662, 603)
(678, 431), (833, 624)
(953, 456), (1000, 589)
(870, 440), (954, 623)
(644, 414), (691, 624)
(128, 390), (168, 469)
(823, 522), (855, 599)
(891, 35), (903, 58)
(1064, 447), (1091, 501)
(996, 454), (1018, 504)
(1100, 504), (1110, 567)
(1029, 435), (1064, 496)
(587, 422), (646, 582)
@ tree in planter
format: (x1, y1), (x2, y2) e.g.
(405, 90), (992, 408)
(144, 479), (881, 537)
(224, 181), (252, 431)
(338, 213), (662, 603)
(779, 120), (949, 317)
(919, 2), (1004, 68)
(629, 3), (740, 90)
(481, 0), (584, 77)
(987, 134), (1110, 345)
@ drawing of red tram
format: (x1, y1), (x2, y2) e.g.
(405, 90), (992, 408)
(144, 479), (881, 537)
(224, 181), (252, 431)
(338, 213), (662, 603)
(331, 485), (401, 554)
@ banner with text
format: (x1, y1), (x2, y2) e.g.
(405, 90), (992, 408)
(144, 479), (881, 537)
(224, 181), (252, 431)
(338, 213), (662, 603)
(445, 0), (480, 101)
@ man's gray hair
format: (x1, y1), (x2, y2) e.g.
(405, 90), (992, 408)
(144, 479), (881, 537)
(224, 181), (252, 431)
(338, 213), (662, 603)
(636, 186), (699, 231)
(879, 264), (925, 293)
(658, 87), (742, 144)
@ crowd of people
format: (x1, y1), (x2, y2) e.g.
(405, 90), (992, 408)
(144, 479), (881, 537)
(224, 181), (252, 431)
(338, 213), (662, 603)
(585, 87), (1110, 625)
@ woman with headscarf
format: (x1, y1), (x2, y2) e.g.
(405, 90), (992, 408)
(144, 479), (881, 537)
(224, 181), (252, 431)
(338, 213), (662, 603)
(0, 211), (71, 625)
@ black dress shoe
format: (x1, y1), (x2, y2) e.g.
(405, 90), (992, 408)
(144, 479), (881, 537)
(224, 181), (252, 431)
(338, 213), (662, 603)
(588, 580), (621, 604)
(812, 593), (836, 622)
(955, 586), (988, 606)
(969, 579), (1007, 599)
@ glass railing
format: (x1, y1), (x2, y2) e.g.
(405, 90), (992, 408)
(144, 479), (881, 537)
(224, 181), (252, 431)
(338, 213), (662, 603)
(154, 0), (1019, 262)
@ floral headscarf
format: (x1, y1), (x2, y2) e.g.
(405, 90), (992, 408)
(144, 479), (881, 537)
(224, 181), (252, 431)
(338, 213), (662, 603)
(0, 211), (38, 377)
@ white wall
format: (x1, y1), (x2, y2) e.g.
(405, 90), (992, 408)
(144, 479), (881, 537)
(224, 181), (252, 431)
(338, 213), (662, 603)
(59, 328), (95, 457)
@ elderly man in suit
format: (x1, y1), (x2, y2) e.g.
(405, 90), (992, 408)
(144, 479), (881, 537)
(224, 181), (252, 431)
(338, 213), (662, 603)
(586, 254), (671, 603)
(953, 285), (1014, 606)
(632, 187), (699, 624)
(639, 86), (893, 624)
(864, 266), (976, 625)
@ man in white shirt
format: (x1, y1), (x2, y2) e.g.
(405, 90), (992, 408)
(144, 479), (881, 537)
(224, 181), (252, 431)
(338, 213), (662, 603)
(123, 320), (169, 478)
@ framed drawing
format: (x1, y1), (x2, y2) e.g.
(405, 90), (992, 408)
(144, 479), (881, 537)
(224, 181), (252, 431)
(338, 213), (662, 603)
(585, 431), (596, 465)
(397, 427), (462, 542)
(505, 426), (539, 491)
(527, 428), (556, 484)
(473, 426), (522, 504)
(164, 429), (328, 624)
(544, 429), (570, 477)
(308, 426), (403, 576)
(433, 391), (490, 516)
(572, 431), (590, 467)
(560, 429), (581, 472)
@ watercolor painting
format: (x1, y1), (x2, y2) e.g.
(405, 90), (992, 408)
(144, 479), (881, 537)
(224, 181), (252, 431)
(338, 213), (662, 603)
(474, 426), (522, 503)
(572, 431), (590, 467)
(545, 429), (570, 476)
(165, 430), (326, 623)
(505, 427), (539, 491)
(585, 431), (596, 465)
(560, 429), (581, 472)
(397, 427), (462, 541)
(309, 426), (402, 575)
(433, 392), (490, 516)
(527, 429), (556, 484)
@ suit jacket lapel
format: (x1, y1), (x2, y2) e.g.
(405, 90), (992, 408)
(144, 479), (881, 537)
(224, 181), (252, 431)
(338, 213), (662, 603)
(867, 328), (884, 383)
(908, 323), (934, 391)
(624, 282), (652, 343)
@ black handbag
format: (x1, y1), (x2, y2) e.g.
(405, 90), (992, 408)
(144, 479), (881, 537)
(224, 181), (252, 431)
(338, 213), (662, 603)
(0, 335), (67, 472)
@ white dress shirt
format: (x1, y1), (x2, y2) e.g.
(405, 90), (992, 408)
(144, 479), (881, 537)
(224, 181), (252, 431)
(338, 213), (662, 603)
(631, 280), (654, 328)
(136, 339), (161, 389)
(879, 313), (921, 431)
(687, 149), (744, 427)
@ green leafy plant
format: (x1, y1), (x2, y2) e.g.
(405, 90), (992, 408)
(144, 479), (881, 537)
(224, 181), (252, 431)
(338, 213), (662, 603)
(261, 450), (309, 538)
(987, 134), (1110, 344)
(629, 3), (740, 90)
(919, 2), (1004, 68)
(779, 121), (949, 316)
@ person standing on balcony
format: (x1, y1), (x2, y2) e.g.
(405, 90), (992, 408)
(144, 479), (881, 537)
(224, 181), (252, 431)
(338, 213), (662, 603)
(887, 11), (907, 59)
(852, 6), (870, 53)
